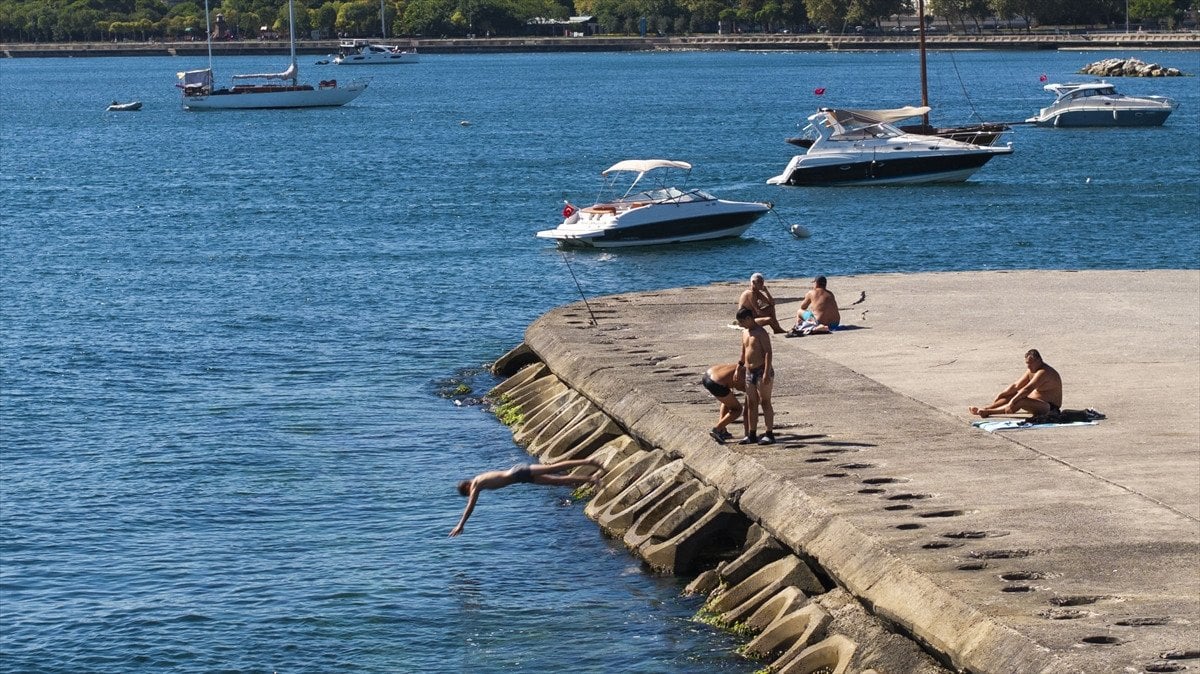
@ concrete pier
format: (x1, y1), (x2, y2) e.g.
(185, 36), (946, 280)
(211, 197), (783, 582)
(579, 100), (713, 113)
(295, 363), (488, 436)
(496, 270), (1198, 673)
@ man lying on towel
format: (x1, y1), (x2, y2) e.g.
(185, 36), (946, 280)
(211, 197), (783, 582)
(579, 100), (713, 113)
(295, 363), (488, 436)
(968, 349), (1063, 418)
(789, 276), (840, 336)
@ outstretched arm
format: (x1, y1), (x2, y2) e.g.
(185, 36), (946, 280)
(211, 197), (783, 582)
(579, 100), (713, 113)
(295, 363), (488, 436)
(449, 487), (480, 537)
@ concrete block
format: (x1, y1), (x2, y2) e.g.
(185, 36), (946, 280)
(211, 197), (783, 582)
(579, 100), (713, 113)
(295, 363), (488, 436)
(744, 586), (810, 632)
(640, 491), (741, 575)
(487, 361), (548, 398)
(594, 460), (687, 536)
(718, 535), (789, 588)
(775, 634), (857, 674)
(491, 342), (540, 376)
(584, 449), (667, 520)
(539, 414), (622, 463)
(622, 481), (705, 550)
(742, 604), (830, 665)
(684, 569), (721, 597)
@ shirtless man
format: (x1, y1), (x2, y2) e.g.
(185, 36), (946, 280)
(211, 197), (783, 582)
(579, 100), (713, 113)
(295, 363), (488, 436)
(735, 308), (775, 445)
(792, 276), (840, 335)
(701, 363), (746, 444)
(738, 273), (787, 334)
(968, 349), (1063, 418)
(449, 458), (604, 537)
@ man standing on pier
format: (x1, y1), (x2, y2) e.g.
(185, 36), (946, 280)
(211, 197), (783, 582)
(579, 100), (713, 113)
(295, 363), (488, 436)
(968, 349), (1063, 418)
(735, 308), (775, 445)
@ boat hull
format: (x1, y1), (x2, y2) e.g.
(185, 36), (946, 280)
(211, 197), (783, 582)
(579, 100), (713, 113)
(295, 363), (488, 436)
(770, 149), (1007, 187)
(334, 53), (418, 65)
(183, 84), (366, 110)
(537, 204), (768, 248)
(1033, 108), (1173, 127)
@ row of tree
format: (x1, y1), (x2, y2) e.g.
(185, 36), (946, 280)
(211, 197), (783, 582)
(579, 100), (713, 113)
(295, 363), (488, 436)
(0, 0), (1190, 42)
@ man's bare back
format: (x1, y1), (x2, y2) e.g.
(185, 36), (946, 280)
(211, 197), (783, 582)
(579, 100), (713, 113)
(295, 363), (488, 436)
(797, 277), (840, 328)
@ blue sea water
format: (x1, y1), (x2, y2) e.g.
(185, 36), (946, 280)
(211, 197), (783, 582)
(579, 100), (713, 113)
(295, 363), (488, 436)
(1, 49), (1197, 673)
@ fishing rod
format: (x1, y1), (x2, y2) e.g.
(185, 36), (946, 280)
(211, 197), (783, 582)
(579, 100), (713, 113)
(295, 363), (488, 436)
(559, 250), (598, 326)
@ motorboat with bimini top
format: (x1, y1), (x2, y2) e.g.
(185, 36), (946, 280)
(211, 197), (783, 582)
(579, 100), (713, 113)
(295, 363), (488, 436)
(333, 40), (419, 64)
(1027, 82), (1178, 127)
(536, 160), (771, 248)
(767, 107), (1013, 187)
(177, 0), (367, 109)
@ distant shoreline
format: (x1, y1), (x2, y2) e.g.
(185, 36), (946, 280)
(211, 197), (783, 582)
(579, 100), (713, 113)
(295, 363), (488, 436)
(3, 33), (1199, 58)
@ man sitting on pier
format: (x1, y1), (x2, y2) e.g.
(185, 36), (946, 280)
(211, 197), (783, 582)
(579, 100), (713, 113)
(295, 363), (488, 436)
(968, 349), (1063, 418)
(738, 273), (787, 334)
(449, 458), (604, 537)
(789, 275), (840, 336)
(701, 363), (745, 444)
(736, 308), (775, 445)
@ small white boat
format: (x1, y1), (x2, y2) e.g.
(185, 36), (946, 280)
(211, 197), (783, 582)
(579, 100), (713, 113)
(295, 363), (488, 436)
(106, 101), (142, 112)
(767, 107), (1013, 187)
(177, 0), (367, 110)
(537, 160), (770, 248)
(332, 40), (419, 65)
(1027, 82), (1178, 127)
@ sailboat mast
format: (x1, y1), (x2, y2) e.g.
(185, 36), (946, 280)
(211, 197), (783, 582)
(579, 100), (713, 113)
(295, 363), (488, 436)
(381, 0), (387, 38)
(288, 0), (298, 85)
(203, 0), (213, 71)
(917, 0), (929, 127)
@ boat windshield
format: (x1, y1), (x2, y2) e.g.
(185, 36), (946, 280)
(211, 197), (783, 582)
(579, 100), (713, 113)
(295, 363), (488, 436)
(829, 118), (899, 140)
(619, 187), (714, 204)
(1072, 86), (1116, 99)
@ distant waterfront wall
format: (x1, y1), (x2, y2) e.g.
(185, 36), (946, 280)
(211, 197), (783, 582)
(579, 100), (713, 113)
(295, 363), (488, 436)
(3, 32), (1198, 57)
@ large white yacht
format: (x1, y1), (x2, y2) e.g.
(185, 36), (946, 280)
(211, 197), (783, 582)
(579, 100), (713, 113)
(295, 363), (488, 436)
(767, 107), (1013, 187)
(536, 160), (771, 248)
(332, 40), (419, 65)
(1027, 82), (1177, 127)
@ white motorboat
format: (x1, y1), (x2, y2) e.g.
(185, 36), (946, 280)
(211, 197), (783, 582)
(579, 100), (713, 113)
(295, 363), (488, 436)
(177, 0), (367, 110)
(330, 0), (418, 64)
(767, 107), (1013, 187)
(106, 100), (142, 111)
(1027, 82), (1178, 127)
(333, 40), (419, 65)
(536, 160), (770, 248)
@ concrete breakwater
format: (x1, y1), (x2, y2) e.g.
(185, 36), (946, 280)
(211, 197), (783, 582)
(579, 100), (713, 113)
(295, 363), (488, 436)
(487, 270), (1198, 673)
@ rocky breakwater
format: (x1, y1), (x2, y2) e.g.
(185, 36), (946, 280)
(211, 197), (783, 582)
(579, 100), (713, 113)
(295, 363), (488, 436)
(1079, 57), (1185, 77)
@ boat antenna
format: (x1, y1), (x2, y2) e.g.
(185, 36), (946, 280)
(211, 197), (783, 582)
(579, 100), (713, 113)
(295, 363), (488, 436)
(203, 0), (213, 71)
(559, 251), (598, 326)
(917, 0), (930, 128)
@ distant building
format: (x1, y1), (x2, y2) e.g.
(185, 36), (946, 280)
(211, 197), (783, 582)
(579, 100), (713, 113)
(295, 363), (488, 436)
(526, 16), (598, 36)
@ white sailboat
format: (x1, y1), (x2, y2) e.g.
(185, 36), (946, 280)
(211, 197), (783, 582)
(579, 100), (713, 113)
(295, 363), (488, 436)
(177, 0), (367, 110)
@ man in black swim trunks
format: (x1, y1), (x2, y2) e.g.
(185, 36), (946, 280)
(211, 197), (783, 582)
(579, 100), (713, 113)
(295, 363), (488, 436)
(968, 349), (1063, 418)
(701, 363), (745, 443)
(450, 458), (604, 537)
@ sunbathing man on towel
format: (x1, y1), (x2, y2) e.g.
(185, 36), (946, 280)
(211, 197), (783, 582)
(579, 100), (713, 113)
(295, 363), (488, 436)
(450, 458), (604, 536)
(790, 275), (840, 336)
(969, 349), (1063, 418)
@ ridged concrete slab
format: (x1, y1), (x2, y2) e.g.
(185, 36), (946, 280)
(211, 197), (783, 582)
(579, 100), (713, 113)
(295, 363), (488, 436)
(522, 270), (1199, 674)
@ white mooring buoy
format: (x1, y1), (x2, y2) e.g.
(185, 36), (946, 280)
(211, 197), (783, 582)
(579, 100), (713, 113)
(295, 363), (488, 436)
(790, 224), (811, 239)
